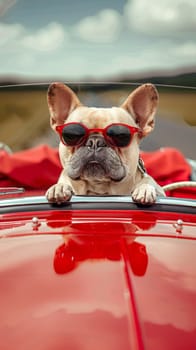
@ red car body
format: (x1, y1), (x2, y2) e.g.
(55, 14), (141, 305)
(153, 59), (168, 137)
(0, 194), (196, 350)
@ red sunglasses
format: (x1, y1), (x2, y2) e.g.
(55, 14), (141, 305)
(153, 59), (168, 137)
(56, 122), (140, 148)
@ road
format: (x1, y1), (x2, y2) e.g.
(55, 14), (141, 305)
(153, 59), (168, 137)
(141, 115), (195, 159)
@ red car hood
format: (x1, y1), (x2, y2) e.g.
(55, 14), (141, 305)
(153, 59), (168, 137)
(0, 196), (196, 350)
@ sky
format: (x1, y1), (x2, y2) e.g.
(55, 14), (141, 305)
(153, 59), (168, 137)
(0, 0), (196, 80)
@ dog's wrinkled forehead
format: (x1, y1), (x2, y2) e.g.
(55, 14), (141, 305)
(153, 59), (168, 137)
(66, 106), (137, 128)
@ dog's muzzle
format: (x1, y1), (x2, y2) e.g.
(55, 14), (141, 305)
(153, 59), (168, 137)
(67, 134), (126, 181)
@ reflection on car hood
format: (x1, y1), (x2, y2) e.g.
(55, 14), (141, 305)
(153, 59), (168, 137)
(0, 195), (196, 350)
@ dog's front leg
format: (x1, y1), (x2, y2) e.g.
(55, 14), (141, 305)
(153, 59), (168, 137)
(46, 172), (74, 203)
(131, 175), (164, 205)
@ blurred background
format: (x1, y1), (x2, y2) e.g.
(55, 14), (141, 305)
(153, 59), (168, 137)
(0, 0), (195, 158)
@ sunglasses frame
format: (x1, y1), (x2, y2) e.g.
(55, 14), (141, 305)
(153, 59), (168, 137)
(56, 122), (140, 148)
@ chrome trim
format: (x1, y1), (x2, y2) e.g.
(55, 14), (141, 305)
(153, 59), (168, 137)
(0, 187), (25, 195)
(0, 195), (195, 208)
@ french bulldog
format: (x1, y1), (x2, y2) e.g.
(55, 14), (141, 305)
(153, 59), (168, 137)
(46, 82), (164, 204)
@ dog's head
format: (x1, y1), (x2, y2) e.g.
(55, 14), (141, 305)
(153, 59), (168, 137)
(47, 82), (158, 183)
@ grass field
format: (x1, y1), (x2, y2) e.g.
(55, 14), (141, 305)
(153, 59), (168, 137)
(0, 90), (48, 150)
(0, 88), (195, 151)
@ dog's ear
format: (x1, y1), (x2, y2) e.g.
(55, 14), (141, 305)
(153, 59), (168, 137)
(47, 82), (82, 129)
(121, 84), (159, 137)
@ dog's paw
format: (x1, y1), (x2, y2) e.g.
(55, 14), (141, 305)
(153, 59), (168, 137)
(132, 184), (156, 205)
(46, 183), (73, 204)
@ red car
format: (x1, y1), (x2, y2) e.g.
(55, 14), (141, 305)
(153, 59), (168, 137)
(0, 191), (196, 350)
(0, 83), (196, 349)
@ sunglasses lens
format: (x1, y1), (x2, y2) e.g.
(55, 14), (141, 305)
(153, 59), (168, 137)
(62, 124), (86, 146)
(106, 125), (131, 147)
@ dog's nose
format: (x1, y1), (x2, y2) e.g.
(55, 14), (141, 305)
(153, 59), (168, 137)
(85, 135), (106, 150)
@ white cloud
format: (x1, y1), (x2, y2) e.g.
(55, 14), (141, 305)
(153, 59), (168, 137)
(0, 1), (195, 79)
(172, 41), (196, 57)
(91, 40), (196, 78)
(124, 0), (196, 35)
(0, 22), (67, 52)
(21, 22), (66, 52)
(0, 21), (68, 77)
(0, 22), (23, 46)
(73, 9), (122, 43)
